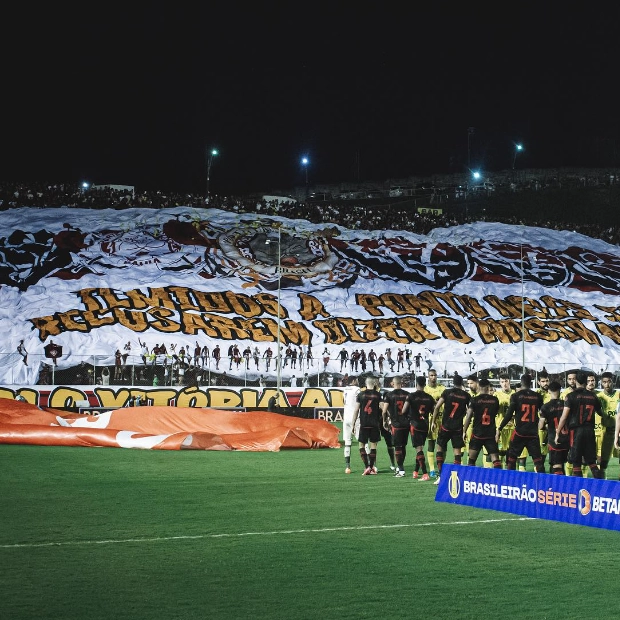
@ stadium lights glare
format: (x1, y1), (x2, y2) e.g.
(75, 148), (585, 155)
(513, 143), (524, 169)
(472, 171), (481, 180)
(81, 182), (90, 190)
(206, 148), (219, 199)
(301, 157), (309, 189)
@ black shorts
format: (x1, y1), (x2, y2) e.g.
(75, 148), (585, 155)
(410, 427), (428, 448)
(568, 426), (597, 466)
(391, 426), (409, 447)
(358, 426), (381, 444)
(469, 435), (499, 455)
(437, 427), (465, 450)
(507, 433), (541, 460)
(381, 425), (393, 446)
(548, 444), (569, 466)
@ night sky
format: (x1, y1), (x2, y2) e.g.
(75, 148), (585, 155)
(2, 6), (618, 195)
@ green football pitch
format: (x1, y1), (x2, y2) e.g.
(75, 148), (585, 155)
(1, 442), (619, 620)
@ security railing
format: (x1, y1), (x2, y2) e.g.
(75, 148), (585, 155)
(1, 354), (618, 389)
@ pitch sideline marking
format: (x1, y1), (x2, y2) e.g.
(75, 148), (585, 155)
(0, 517), (534, 549)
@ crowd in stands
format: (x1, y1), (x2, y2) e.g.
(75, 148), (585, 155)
(2, 175), (620, 245)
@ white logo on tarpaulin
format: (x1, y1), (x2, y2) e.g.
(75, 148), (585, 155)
(448, 470), (460, 499)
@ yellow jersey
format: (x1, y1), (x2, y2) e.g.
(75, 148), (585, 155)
(495, 388), (515, 425)
(560, 386), (574, 400)
(537, 388), (552, 404)
(597, 389), (620, 429)
(424, 383), (446, 406)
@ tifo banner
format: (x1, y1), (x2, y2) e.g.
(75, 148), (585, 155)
(436, 464), (620, 531)
(0, 399), (340, 451)
(2, 206), (620, 386)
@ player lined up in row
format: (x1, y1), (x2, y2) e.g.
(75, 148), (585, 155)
(343, 369), (619, 484)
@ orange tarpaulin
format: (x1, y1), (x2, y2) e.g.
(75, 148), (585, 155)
(0, 399), (340, 451)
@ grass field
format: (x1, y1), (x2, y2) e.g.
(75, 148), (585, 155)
(1, 442), (619, 620)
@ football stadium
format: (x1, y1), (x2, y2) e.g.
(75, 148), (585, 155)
(4, 7), (620, 619)
(3, 179), (620, 619)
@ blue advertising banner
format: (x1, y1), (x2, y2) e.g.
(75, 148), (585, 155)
(435, 464), (620, 532)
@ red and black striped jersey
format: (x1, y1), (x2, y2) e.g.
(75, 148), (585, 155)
(507, 389), (543, 437)
(356, 389), (382, 427)
(564, 388), (602, 429)
(469, 393), (500, 438)
(406, 390), (436, 431)
(440, 388), (470, 431)
(383, 388), (410, 429)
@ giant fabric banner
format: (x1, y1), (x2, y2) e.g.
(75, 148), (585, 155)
(2, 206), (620, 386)
(436, 464), (620, 531)
(0, 399), (340, 451)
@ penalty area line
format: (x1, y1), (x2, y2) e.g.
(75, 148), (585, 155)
(0, 517), (534, 550)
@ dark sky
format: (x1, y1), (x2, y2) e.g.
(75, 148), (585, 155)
(2, 6), (619, 195)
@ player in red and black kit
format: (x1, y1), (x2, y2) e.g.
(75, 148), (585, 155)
(538, 381), (569, 475)
(430, 373), (470, 485)
(496, 374), (545, 472)
(376, 378), (397, 472)
(462, 378), (501, 468)
(402, 375), (436, 480)
(352, 376), (383, 475)
(555, 370), (602, 478)
(381, 376), (411, 477)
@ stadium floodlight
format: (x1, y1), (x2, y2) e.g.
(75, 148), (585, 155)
(513, 143), (524, 170)
(472, 171), (481, 180)
(301, 157), (310, 199)
(81, 182), (90, 190)
(206, 148), (219, 200)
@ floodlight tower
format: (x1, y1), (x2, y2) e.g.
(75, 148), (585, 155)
(513, 143), (524, 170)
(301, 156), (309, 199)
(206, 148), (219, 200)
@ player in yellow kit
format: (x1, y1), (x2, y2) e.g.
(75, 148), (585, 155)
(596, 371), (619, 479)
(580, 371), (601, 478)
(537, 371), (552, 403)
(560, 369), (578, 400)
(423, 369), (445, 478)
(536, 371), (552, 472)
(495, 374), (515, 467)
